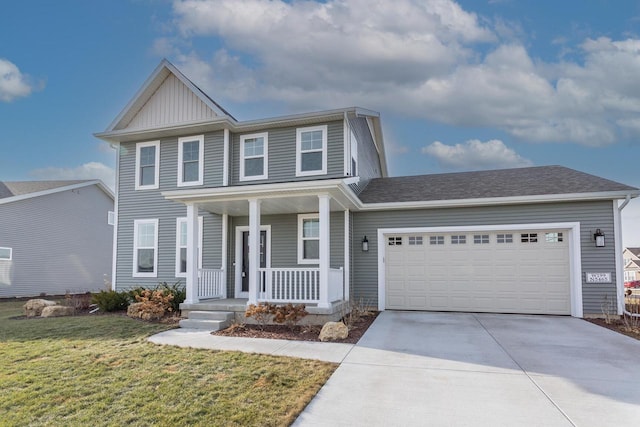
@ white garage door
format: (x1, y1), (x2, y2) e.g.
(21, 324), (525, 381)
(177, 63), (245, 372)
(385, 230), (571, 315)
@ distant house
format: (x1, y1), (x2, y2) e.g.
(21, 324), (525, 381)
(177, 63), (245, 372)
(96, 59), (639, 320)
(623, 247), (640, 283)
(0, 180), (114, 298)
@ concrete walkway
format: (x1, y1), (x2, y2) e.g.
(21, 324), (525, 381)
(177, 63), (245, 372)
(294, 311), (640, 426)
(148, 328), (354, 363)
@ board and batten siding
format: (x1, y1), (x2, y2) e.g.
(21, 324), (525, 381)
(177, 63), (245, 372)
(228, 213), (345, 297)
(125, 74), (218, 131)
(0, 185), (113, 297)
(352, 200), (617, 314)
(230, 120), (345, 185)
(348, 117), (383, 194)
(115, 135), (224, 290)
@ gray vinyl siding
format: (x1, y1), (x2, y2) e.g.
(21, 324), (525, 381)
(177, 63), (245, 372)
(228, 212), (345, 297)
(115, 136), (223, 290)
(230, 121), (344, 185)
(352, 201), (617, 314)
(0, 185), (113, 297)
(348, 117), (383, 194)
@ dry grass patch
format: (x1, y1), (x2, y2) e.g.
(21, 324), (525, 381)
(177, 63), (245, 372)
(0, 301), (335, 426)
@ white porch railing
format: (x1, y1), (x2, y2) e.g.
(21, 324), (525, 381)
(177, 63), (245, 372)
(258, 267), (344, 304)
(198, 268), (225, 299)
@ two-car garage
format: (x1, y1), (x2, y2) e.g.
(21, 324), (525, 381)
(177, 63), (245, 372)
(382, 226), (574, 315)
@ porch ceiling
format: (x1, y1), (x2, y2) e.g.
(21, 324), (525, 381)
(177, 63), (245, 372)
(198, 194), (346, 215)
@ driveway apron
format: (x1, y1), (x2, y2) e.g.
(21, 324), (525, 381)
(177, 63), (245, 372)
(294, 311), (640, 426)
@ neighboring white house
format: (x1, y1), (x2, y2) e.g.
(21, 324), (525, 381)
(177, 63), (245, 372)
(623, 247), (640, 283)
(0, 180), (114, 298)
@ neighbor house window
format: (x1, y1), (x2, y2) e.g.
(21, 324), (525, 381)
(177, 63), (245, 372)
(451, 235), (466, 244)
(521, 233), (538, 243)
(240, 132), (268, 181)
(135, 141), (160, 190)
(108, 211), (116, 226)
(176, 217), (203, 277)
(473, 234), (490, 244)
(133, 219), (158, 277)
(0, 247), (12, 260)
(429, 236), (445, 245)
(497, 234), (513, 243)
(296, 125), (327, 176)
(298, 214), (320, 264)
(178, 135), (204, 186)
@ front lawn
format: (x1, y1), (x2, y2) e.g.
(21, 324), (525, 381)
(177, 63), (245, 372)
(0, 301), (335, 426)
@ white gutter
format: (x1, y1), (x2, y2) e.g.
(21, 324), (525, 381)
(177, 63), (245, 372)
(617, 194), (640, 318)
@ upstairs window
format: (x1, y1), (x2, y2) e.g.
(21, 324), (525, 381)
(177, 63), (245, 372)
(298, 214), (320, 264)
(135, 141), (160, 190)
(240, 133), (268, 181)
(296, 125), (327, 176)
(133, 219), (158, 277)
(178, 135), (204, 186)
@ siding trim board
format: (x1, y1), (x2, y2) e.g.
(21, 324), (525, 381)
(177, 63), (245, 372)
(376, 222), (583, 317)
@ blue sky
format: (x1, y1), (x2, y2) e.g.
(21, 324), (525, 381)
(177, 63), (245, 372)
(1, 0), (640, 245)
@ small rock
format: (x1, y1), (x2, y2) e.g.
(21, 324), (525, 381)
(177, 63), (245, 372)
(41, 305), (74, 318)
(319, 321), (348, 342)
(23, 299), (57, 318)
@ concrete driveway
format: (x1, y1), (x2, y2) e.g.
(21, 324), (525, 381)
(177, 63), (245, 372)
(294, 311), (640, 426)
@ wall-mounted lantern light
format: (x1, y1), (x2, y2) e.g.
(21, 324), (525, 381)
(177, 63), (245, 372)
(594, 229), (605, 247)
(362, 236), (369, 252)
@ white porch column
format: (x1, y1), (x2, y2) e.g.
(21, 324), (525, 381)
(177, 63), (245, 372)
(247, 198), (261, 305)
(184, 203), (200, 304)
(318, 194), (331, 309)
(344, 209), (350, 301)
(221, 213), (228, 299)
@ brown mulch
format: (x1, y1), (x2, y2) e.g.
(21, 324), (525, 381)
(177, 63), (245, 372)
(586, 318), (640, 341)
(213, 312), (379, 344)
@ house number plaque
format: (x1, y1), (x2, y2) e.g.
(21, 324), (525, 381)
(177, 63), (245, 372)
(585, 272), (612, 283)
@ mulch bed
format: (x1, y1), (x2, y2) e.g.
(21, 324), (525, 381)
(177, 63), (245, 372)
(586, 318), (640, 341)
(213, 312), (379, 344)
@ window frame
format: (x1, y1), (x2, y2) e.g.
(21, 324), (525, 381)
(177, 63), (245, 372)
(135, 141), (160, 190)
(240, 132), (269, 181)
(297, 213), (320, 264)
(350, 130), (358, 177)
(296, 125), (328, 177)
(177, 135), (204, 187)
(0, 247), (12, 260)
(175, 216), (204, 277)
(133, 219), (159, 278)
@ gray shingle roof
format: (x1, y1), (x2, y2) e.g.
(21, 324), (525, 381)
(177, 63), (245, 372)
(358, 166), (638, 204)
(626, 248), (640, 257)
(0, 180), (90, 199)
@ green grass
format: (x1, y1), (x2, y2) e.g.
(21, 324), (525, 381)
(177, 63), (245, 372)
(0, 301), (336, 426)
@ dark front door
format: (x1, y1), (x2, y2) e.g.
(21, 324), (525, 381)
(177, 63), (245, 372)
(241, 230), (267, 293)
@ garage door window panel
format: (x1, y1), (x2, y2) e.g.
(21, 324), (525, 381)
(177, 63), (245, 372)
(451, 235), (466, 244)
(473, 234), (490, 244)
(388, 236), (402, 246)
(545, 232), (563, 243)
(521, 233), (538, 243)
(430, 236), (444, 245)
(497, 234), (513, 243)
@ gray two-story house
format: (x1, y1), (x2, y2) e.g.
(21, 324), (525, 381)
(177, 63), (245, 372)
(96, 60), (638, 321)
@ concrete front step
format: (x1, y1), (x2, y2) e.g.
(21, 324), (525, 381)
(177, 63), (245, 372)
(179, 311), (234, 331)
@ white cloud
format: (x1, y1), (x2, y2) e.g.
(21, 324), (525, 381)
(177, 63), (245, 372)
(0, 59), (36, 102)
(30, 162), (115, 191)
(160, 1), (640, 147)
(422, 139), (532, 170)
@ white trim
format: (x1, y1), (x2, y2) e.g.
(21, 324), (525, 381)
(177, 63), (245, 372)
(0, 180), (114, 206)
(239, 132), (268, 181)
(107, 211), (116, 226)
(350, 129), (358, 177)
(175, 216), (203, 277)
(0, 247), (12, 260)
(318, 195), (331, 308)
(296, 125), (328, 177)
(298, 213), (320, 264)
(223, 129), (230, 186)
(177, 135), (204, 187)
(221, 213), (228, 299)
(614, 200), (624, 315)
(111, 150), (119, 290)
(234, 225), (271, 299)
(343, 114), (350, 176)
(132, 218), (159, 278)
(376, 222), (583, 317)
(135, 140), (160, 190)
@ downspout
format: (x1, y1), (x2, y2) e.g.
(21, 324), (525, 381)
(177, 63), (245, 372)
(618, 194), (639, 317)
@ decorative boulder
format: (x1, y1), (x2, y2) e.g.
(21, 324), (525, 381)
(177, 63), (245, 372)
(319, 321), (349, 342)
(23, 299), (57, 318)
(41, 305), (74, 318)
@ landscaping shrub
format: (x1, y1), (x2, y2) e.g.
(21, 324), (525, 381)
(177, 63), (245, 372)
(63, 291), (93, 312)
(245, 303), (275, 329)
(271, 304), (308, 330)
(157, 282), (185, 313)
(127, 289), (174, 321)
(91, 290), (130, 312)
